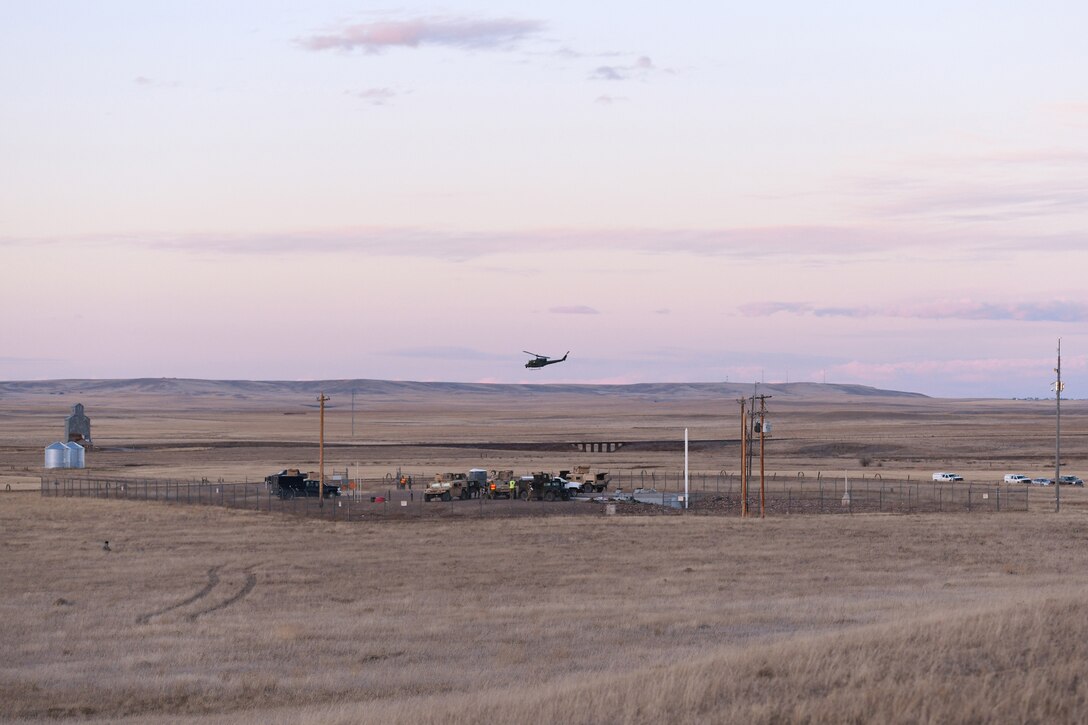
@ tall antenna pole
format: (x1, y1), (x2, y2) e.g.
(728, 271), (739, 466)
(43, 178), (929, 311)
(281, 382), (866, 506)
(684, 428), (689, 511)
(1055, 339), (1062, 513)
(318, 392), (329, 506)
(739, 398), (748, 517)
(351, 389), (355, 439)
(759, 396), (767, 519)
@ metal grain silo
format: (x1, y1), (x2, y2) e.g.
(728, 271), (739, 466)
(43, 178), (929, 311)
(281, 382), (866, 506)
(65, 441), (85, 469)
(45, 442), (68, 469)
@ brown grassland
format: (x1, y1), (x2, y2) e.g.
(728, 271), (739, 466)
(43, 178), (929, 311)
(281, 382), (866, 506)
(2, 379), (1088, 723)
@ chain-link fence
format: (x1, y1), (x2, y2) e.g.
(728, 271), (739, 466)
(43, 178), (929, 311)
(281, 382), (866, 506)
(40, 473), (1029, 520)
(37, 476), (604, 521)
(684, 478), (1028, 515)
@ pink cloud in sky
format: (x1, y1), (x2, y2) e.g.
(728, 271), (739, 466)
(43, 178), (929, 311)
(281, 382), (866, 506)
(299, 17), (543, 53)
(549, 305), (599, 314)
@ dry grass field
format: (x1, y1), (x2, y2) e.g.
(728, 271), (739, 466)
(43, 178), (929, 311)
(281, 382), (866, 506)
(2, 379), (1088, 723)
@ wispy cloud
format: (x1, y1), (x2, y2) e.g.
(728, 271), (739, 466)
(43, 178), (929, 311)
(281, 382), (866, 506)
(589, 56), (656, 81)
(1043, 101), (1088, 126)
(299, 16), (543, 53)
(350, 87), (399, 105)
(594, 94), (628, 104)
(380, 346), (510, 361)
(832, 354), (1087, 387)
(133, 76), (180, 89)
(550, 305), (599, 314)
(872, 182), (1088, 223)
(739, 300), (1088, 323)
(0, 224), (994, 262)
(737, 302), (812, 317)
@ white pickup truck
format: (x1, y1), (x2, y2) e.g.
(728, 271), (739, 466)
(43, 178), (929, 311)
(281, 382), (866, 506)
(1003, 474), (1030, 484)
(932, 472), (964, 482)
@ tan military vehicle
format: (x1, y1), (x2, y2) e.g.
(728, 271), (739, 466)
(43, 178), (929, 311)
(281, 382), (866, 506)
(485, 469), (517, 499)
(424, 472), (471, 502)
(560, 466), (611, 494)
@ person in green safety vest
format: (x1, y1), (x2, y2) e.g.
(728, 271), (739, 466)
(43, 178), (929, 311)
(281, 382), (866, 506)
(508, 478), (517, 498)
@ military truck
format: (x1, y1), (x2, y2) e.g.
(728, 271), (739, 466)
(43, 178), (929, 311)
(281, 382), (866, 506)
(424, 472), (478, 501)
(265, 469), (341, 499)
(485, 469), (517, 499)
(561, 466), (611, 494)
(519, 472), (571, 502)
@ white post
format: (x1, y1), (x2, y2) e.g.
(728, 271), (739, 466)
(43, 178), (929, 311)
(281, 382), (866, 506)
(684, 428), (689, 510)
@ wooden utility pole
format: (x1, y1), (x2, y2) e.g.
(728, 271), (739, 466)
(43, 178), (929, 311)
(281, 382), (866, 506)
(739, 398), (748, 517)
(318, 392), (329, 506)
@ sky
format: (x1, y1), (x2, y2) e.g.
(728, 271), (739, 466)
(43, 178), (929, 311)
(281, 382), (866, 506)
(2, 1), (1086, 397)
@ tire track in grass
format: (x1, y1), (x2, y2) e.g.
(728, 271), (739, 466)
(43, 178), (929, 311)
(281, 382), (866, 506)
(187, 567), (257, 621)
(136, 566), (222, 624)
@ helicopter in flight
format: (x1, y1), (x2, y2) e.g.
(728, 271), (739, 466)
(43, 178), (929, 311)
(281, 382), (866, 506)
(524, 351), (569, 369)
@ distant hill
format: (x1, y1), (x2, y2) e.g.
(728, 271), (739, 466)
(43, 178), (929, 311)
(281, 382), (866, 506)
(0, 378), (928, 400)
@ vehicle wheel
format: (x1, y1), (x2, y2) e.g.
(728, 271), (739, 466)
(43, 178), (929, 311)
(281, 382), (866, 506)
(519, 490), (529, 500)
(442, 491), (452, 502)
(582, 483), (594, 494)
(460, 488), (471, 500)
(544, 491), (556, 502)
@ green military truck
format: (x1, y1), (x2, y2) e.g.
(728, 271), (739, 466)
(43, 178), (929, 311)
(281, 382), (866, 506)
(519, 472), (571, 502)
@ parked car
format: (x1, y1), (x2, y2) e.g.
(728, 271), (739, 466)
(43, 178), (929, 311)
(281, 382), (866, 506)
(1003, 474), (1031, 484)
(552, 477), (584, 496)
(1031, 477), (1054, 486)
(1059, 475), (1084, 486)
(932, 472), (964, 482)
